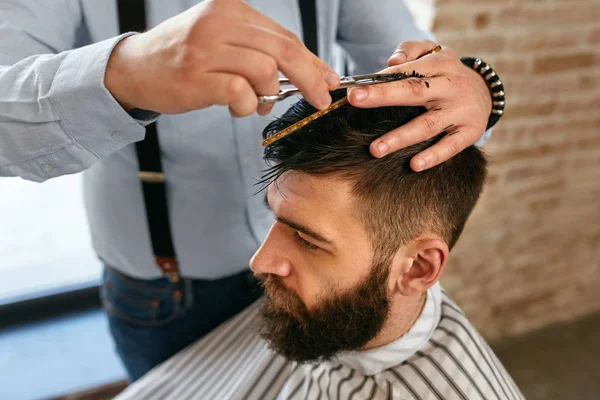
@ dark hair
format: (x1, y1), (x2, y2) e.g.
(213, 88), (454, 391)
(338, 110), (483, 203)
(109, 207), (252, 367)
(261, 89), (487, 259)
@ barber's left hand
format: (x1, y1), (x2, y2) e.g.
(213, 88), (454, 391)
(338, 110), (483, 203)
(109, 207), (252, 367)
(347, 40), (492, 171)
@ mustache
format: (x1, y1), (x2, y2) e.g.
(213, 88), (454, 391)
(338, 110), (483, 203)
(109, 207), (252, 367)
(256, 274), (308, 319)
(256, 273), (291, 296)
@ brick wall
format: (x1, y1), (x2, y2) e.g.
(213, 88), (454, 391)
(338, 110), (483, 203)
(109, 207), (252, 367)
(432, 0), (600, 341)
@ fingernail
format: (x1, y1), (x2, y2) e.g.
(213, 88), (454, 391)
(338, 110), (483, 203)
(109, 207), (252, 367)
(257, 104), (273, 116)
(352, 88), (368, 102)
(389, 51), (407, 63)
(324, 71), (340, 88)
(320, 93), (332, 109)
(263, 104), (274, 115)
(414, 158), (426, 170)
(375, 141), (389, 156)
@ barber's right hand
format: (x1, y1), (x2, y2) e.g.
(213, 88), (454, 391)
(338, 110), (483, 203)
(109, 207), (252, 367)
(105, 0), (339, 117)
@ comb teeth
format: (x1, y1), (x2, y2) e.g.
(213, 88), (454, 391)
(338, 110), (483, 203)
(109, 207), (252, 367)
(262, 97), (349, 147)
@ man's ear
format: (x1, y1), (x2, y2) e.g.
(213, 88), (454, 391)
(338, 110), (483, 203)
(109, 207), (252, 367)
(395, 238), (449, 297)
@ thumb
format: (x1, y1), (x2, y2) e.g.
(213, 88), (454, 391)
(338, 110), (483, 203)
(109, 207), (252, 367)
(388, 40), (439, 66)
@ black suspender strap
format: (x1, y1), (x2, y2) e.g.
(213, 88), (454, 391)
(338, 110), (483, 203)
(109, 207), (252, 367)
(117, 0), (180, 281)
(116, 0), (146, 33)
(298, 0), (319, 57)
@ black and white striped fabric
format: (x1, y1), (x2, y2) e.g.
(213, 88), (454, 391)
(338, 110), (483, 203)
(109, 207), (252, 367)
(116, 285), (523, 400)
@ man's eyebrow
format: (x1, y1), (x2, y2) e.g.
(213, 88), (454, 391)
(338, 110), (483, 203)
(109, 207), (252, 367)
(264, 193), (334, 245)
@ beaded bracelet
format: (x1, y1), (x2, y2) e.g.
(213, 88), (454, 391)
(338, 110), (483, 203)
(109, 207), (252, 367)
(460, 57), (505, 130)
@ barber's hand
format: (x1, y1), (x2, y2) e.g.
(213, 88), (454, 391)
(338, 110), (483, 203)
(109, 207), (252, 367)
(105, 0), (339, 117)
(347, 40), (492, 171)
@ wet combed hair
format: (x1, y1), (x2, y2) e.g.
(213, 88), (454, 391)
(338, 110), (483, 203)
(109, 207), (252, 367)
(260, 89), (487, 259)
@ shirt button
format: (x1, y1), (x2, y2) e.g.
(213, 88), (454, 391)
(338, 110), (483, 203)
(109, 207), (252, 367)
(111, 132), (127, 141)
(41, 164), (54, 173)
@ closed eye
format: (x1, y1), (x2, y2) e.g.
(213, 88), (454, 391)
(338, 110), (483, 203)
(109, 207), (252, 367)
(294, 231), (319, 252)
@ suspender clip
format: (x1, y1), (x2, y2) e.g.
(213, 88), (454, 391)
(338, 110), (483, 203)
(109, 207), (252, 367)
(156, 257), (180, 282)
(139, 171), (165, 183)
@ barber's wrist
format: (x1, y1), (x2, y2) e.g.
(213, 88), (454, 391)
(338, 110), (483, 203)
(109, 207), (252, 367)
(460, 57), (505, 130)
(105, 34), (143, 112)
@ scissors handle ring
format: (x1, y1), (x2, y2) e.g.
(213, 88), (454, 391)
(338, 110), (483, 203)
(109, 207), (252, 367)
(258, 95), (282, 104)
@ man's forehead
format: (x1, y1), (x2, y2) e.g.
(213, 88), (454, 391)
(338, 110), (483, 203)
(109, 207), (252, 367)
(267, 172), (349, 209)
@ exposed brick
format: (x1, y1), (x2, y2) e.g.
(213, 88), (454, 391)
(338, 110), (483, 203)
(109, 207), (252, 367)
(491, 59), (529, 75)
(580, 72), (600, 89)
(533, 53), (594, 74)
(590, 26), (600, 44)
(434, 0), (600, 342)
(528, 197), (560, 213)
(437, 0), (495, 5)
(499, 4), (600, 27)
(441, 34), (506, 55)
(505, 101), (556, 119)
(493, 117), (599, 153)
(492, 289), (558, 318)
(557, 94), (600, 113)
(474, 12), (491, 29)
(504, 163), (562, 182)
(509, 30), (582, 53)
(432, 12), (475, 32)
(530, 118), (600, 143)
(503, 71), (597, 98)
(513, 179), (566, 198)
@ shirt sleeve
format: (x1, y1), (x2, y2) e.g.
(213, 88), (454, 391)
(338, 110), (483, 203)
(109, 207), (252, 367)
(336, 0), (434, 75)
(0, 0), (150, 182)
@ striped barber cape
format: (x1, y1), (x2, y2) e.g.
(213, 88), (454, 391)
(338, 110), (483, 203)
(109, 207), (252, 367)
(115, 284), (524, 400)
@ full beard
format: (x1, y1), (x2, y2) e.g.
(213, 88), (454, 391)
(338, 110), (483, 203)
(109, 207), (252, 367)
(257, 260), (391, 363)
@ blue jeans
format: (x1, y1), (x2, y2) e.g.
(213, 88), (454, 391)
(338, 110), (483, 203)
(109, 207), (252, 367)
(100, 266), (263, 382)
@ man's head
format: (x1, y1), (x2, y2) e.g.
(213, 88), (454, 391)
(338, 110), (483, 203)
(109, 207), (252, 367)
(251, 90), (487, 363)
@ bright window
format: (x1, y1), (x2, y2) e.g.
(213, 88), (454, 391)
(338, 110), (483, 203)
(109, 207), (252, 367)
(0, 174), (101, 304)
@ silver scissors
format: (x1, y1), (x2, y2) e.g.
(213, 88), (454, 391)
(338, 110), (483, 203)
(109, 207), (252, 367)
(257, 73), (400, 104)
(257, 44), (442, 104)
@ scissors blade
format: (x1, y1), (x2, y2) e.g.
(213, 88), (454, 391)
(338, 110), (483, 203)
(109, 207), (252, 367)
(258, 72), (418, 104)
(276, 74), (385, 90)
(337, 73), (391, 89)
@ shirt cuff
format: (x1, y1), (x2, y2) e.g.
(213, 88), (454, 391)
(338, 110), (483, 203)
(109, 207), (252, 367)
(48, 33), (148, 160)
(475, 127), (493, 147)
(129, 108), (160, 125)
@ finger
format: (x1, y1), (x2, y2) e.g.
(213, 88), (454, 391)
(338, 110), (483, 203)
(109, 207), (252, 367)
(257, 103), (274, 116)
(309, 52), (340, 91)
(385, 47), (457, 78)
(235, 6), (341, 91)
(237, 1), (307, 42)
(227, 76), (258, 117)
(198, 72), (258, 117)
(409, 129), (478, 171)
(348, 74), (451, 109)
(223, 23), (335, 109)
(369, 107), (454, 158)
(210, 46), (280, 102)
(388, 39), (438, 66)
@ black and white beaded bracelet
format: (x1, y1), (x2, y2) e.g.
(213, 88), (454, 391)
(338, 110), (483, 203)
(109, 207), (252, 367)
(460, 57), (505, 130)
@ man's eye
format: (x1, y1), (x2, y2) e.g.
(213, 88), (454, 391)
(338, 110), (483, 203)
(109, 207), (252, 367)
(294, 231), (319, 251)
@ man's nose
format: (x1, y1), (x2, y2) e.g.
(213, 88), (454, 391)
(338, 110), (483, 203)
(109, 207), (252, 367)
(250, 225), (292, 277)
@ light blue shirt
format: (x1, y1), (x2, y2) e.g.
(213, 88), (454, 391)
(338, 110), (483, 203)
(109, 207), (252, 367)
(0, 1), (469, 279)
